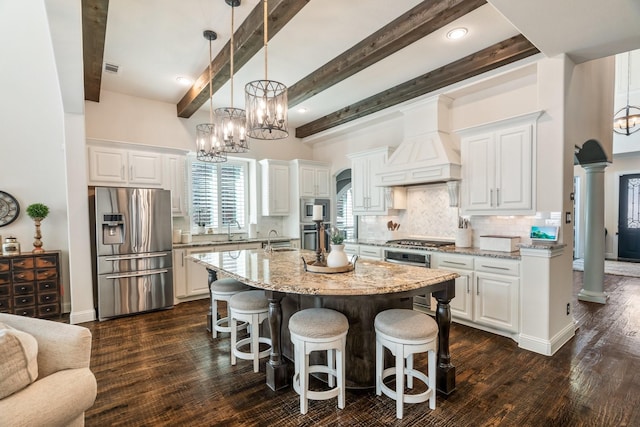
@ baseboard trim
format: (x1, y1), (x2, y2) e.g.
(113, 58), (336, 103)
(70, 309), (96, 325)
(519, 321), (576, 356)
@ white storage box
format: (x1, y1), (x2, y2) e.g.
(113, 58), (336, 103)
(479, 235), (520, 252)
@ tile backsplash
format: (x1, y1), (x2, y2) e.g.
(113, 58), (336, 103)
(358, 183), (560, 246)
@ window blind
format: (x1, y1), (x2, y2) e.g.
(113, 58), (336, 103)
(190, 159), (247, 230)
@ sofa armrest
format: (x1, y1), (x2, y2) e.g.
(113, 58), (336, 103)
(0, 313), (92, 378)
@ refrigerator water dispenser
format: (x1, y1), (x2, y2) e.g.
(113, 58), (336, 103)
(102, 214), (124, 245)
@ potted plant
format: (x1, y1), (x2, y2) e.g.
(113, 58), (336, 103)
(327, 227), (348, 267)
(26, 203), (49, 253)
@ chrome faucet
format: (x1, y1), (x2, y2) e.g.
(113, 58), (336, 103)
(265, 229), (278, 252)
(227, 220), (241, 241)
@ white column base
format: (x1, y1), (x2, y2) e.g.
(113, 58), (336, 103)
(70, 309), (97, 324)
(577, 289), (608, 304)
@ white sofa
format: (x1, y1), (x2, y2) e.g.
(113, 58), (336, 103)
(0, 313), (97, 427)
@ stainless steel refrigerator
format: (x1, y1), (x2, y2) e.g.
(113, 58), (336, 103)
(90, 187), (173, 321)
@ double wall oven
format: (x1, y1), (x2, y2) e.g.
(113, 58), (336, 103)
(384, 239), (454, 311)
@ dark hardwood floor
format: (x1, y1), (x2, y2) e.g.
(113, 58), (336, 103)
(84, 272), (640, 426)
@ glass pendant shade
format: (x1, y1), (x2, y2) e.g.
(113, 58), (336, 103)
(245, 79), (288, 139)
(613, 51), (640, 136)
(196, 123), (226, 162)
(195, 29), (226, 163)
(244, 0), (289, 140)
(216, 1), (249, 152)
(613, 106), (640, 136)
(215, 107), (248, 152)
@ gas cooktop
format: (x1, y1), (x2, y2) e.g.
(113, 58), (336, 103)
(385, 239), (454, 248)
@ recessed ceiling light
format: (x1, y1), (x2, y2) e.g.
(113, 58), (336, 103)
(446, 27), (468, 40)
(176, 76), (193, 86)
(297, 107), (308, 114)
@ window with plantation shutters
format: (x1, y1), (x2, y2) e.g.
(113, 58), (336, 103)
(190, 158), (247, 230)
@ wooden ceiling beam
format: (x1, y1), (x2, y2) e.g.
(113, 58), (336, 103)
(295, 34), (540, 139)
(82, 0), (109, 102)
(287, 0), (487, 107)
(176, 0), (310, 118)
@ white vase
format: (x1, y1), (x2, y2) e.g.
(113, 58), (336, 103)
(327, 244), (349, 267)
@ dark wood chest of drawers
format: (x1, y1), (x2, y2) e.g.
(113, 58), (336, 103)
(0, 251), (61, 318)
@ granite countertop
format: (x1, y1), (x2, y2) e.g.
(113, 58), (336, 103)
(190, 248), (458, 296)
(173, 236), (294, 249)
(345, 238), (523, 260)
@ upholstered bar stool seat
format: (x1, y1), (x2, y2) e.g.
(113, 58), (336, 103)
(211, 278), (250, 338)
(229, 290), (272, 373)
(289, 308), (349, 415)
(375, 309), (438, 419)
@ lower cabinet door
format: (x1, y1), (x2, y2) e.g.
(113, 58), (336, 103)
(474, 272), (519, 333)
(446, 269), (474, 321)
(185, 249), (214, 297)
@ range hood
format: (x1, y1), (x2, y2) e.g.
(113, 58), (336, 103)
(376, 95), (461, 187)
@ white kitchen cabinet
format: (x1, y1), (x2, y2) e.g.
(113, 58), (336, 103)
(87, 143), (174, 188)
(173, 249), (187, 299)
(128, 151), (163, 186)
(358, 245), (383, 260)
(433, 253), (474, 321)
(175, 242), (262, 301)
(88, 146), (128, 184)
(295, 160), (331, 198)
(344, 243), (359, 257)
(473, 258), (519, 333)
(348, 147), (392, 215)
(260, 159), (290, 216)
(164, 154), (186, 216)
(460, 112), (540, 215)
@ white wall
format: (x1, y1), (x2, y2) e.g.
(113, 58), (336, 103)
(85, 90), (313, 161)
(0, 0), (72, 309)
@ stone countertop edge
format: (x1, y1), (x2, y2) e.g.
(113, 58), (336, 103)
(174, 236), (294, 249)
(346, 238), (522, 260)
(189, 251), (459, 296)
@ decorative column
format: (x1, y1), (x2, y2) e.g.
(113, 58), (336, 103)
(578, 162), (609, 303)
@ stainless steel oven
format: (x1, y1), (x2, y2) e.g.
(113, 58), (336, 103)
(300, 198), (330, 223)
(301, 223), (331, 251)
(384, 248), (432, 311)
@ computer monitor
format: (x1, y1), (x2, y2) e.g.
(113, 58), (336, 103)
(530, 226), (559, 243)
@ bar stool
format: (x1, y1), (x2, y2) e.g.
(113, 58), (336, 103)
(210, 278), (249, 339)
(229, 290), (272, 373)
(375, 309), (438, 419)
(288, 308), (349, 415)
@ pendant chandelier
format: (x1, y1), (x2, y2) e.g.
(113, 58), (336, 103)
(196, 30), (227, 163)
(613, 51), (640, 136)
(244, 0), (289, 140)
(216, 0), (248, 153)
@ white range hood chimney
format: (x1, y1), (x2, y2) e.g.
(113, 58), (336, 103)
(376, 95), (461, 187)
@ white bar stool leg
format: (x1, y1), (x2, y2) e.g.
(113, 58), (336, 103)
(395, 343), (405, 419)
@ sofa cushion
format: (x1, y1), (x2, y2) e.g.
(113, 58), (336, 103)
(0, 322), (39, 399)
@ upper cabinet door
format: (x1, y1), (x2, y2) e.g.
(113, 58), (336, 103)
(314, 168), (331, 198)
(88, 146), (127, 184)
(462, 133), (495, 211)
(459, 112), (539, 215)
(128, 151), (163, 186)
(164, 154), (186, 216)
(299, 166), (317, 197)
(495, 125), (532, 211)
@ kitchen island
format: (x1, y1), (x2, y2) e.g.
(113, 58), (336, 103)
(191, 248), (458, 394)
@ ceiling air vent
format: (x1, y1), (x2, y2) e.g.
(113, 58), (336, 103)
(104, 62), (119, 74)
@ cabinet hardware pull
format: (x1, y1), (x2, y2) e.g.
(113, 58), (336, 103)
(466, 280), (470, 294)
(481, 265), (510, 271)
(181, 252), (185, 267)
(490, 189), (494, 207)
(497, 188), (501, 206)
(476, 277), (480, 296)
(121, 165), (125, 179)
(443, 261), (466, 266)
